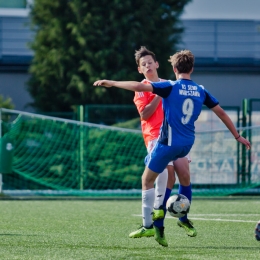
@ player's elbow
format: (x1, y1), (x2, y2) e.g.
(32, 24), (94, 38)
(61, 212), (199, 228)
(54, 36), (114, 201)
(134, 83), (151, 92)
(140, 114), (149, 121)
(134, 83), (145, 92)
(139, 108), (150, 120)
(212, 105), (226, 118)
(217, 109), (227, 118)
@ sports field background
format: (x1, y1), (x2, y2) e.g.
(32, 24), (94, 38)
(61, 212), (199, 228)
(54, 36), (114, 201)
(0, 198), (259, 259)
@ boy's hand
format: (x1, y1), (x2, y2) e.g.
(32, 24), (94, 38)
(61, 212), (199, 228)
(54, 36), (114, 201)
(93, 80), (114, 88)
(237, 136), (251, 150)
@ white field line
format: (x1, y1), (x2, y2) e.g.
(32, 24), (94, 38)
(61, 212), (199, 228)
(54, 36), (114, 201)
(132, 214), (260, 223)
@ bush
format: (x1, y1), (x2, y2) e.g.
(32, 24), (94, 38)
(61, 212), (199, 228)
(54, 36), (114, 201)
(0, 95), (15, 109)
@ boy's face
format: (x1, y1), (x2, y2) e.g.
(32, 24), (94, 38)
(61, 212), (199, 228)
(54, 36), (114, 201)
(138, 55), (159, 77)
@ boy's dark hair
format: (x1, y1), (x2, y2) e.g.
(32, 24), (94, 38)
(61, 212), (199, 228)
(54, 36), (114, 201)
(168, 50), (194, 73)
(135, 46), (157, 66)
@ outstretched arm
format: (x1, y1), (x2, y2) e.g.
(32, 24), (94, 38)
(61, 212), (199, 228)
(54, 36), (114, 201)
(93, 80), (153, 92)
(211, 105), (251, 149)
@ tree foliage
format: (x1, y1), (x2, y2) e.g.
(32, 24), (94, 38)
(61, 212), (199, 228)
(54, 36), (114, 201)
(27, 0), (191, 112)
(0, 95), (15, 109)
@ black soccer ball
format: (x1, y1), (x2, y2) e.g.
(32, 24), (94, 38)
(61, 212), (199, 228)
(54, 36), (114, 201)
(166, 194), (190, 218)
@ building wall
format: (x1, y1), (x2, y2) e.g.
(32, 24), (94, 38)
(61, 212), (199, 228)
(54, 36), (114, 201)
(0, 15), (33, 111)
(180, 19), (260, 65)
(179, 19), (260, 110)
(0, 72), (33, 112)
(191, 71), (260, 108)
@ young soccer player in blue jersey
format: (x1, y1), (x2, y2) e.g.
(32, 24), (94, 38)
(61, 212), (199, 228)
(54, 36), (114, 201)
(93, 49), (251, 247)
(129, 46), (196, 246)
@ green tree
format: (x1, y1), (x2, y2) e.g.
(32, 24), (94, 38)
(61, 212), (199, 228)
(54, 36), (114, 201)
(28, 0), (191, 112)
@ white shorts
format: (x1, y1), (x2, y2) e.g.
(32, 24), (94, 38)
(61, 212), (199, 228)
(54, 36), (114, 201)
(147, 139), (191, 166)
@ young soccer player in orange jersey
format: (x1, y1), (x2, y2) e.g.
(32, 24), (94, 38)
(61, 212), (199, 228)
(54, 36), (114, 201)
(128, 46), (197, 245)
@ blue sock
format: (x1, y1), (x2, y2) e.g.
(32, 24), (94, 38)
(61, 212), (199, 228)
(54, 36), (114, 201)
(154, 188), (172, 228)
(178, 184), (192, 222)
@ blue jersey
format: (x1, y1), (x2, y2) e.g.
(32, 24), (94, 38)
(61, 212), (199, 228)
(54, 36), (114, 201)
(151, 79), (219, 147)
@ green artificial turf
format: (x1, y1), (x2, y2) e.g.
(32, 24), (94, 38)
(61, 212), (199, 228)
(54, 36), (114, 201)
(0, 199), (259, 259)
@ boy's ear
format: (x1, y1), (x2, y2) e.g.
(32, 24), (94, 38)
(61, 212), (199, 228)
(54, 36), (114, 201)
(137, 66), (143, 74)
(156, 61), (159, 69)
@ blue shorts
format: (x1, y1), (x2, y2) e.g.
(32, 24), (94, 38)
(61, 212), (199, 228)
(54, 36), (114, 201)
(144, 142), (192, 173)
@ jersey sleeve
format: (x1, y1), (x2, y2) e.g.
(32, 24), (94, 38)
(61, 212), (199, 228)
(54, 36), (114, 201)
(151, 81), (173, 98)
(203, 88), (219, 108)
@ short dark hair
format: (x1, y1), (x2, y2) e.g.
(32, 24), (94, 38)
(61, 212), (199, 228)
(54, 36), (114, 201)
(135, 46), (157, 66)
(168, 50), (194, 73)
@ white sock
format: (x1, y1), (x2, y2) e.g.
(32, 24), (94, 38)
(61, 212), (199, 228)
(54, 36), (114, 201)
(142, 188), (155, 228)
(154, 168), (168, 209)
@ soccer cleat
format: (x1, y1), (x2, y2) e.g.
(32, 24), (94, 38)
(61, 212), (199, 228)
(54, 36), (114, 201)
(255, 221), (260, 241)
(177, 219), (197, 237)
(129, 225), (155, 238)
(152, 207), (164, 221)
(154, 226), (168, 247)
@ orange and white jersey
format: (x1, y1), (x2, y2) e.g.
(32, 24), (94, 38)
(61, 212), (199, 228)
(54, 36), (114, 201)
(133, 79), (164, 147)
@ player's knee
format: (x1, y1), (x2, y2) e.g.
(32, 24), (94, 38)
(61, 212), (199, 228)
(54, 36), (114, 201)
(142, 174), (156, 189)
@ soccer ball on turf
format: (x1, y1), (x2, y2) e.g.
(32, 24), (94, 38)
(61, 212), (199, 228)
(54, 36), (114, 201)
(255, 221), (260, 241)
(166, 194), (190, 218)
